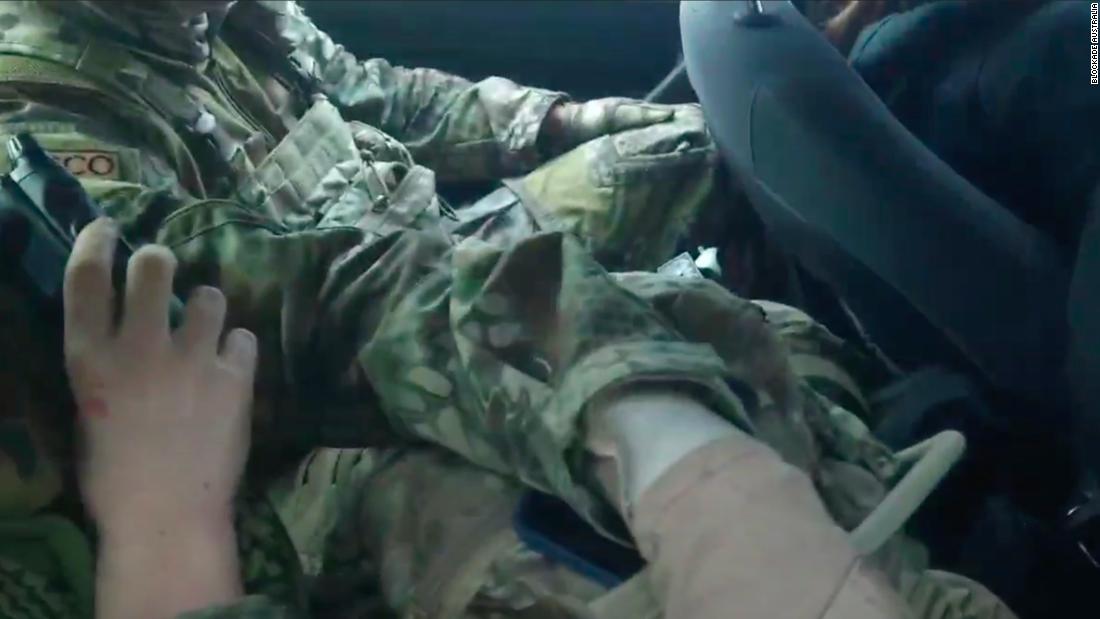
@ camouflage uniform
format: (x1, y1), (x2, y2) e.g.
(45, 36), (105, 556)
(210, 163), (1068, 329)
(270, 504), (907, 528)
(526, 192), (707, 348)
(0, 2), (1012, 618)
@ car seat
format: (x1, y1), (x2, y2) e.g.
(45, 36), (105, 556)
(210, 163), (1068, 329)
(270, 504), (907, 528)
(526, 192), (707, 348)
(679, 0), (1070, 400)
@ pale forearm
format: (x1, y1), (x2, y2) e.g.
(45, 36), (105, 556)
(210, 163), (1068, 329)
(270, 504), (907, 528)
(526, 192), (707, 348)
(96, 517), (242, 619)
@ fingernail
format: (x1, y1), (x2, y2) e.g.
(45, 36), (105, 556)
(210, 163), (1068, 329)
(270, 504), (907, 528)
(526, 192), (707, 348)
(192, 285), (224, 304)
(230, 328), (257, 357)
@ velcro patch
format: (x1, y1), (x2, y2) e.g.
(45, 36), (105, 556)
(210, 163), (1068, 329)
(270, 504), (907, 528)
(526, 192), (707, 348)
(46, 150), (120, 180)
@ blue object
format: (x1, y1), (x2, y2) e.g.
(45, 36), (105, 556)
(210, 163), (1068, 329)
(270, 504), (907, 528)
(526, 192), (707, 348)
(513, 491), (645, 589)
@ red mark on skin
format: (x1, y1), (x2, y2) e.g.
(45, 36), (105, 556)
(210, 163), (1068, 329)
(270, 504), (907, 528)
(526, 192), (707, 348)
(79, 397), (110, 420)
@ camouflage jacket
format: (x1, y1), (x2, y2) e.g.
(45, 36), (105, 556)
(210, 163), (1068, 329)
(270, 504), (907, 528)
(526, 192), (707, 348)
(0, 1), (904, 618)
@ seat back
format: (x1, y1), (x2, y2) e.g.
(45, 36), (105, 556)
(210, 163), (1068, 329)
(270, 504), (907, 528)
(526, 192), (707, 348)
(679, 0), (1069, 398)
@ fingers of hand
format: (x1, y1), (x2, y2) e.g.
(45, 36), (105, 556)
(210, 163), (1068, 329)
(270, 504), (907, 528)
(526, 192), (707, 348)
(121, 244), (177, 343)
(220, 328), (258, 380)
(575, 99), (616, 128)
(571, 99), (673, 138)
(610, 102), (673, 132)
(175, 286), (227, 356)
(64, 217), (119, 346)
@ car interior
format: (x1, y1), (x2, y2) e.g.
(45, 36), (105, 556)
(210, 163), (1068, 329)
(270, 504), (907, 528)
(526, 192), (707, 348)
(304, 1), (1097, 615)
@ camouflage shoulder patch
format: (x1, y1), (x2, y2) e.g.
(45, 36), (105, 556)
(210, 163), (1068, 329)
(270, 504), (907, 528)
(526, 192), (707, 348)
(0, 131), (140, 182)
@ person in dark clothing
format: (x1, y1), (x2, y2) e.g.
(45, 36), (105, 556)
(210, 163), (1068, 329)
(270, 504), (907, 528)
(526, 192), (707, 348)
(845, 0), (1098, 252)
(819, 3), (1100, 616)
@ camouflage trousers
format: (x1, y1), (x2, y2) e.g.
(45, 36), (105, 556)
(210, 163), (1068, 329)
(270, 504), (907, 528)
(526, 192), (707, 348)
(268, 299), (1014, 619)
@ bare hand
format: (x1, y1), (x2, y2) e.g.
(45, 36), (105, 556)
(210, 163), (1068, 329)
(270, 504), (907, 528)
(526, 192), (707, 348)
(64, 218), (257, 531)
(541, 98), (680, 154)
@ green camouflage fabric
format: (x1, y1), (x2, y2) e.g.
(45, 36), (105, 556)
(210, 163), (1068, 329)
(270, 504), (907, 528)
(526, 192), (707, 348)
(0, 2), (1013, 618)
(756, 300), (898, 429)
(261, 290), (1014, 619)
(0, 1), (748, 616)
(486, 103), (719, 272)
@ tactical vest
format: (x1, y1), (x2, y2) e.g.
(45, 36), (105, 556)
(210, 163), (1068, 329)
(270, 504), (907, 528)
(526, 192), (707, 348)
(0, 9), (445, 241)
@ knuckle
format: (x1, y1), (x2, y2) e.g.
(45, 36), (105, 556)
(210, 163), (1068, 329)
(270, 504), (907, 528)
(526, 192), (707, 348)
(182, 287), (227, 336)
(213, 357), (254, 389)
(65, 258), (109, 288)
(132, 245), (178, 274)
(64, 344), (101, 376)
(217, 360), (248, 381)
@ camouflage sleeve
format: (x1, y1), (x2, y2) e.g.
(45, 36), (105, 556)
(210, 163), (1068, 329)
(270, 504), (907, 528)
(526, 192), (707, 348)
(267, 1), (568, 182)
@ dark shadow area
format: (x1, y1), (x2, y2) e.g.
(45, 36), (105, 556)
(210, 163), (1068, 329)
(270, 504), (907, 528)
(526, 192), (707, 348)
(303, 0), (686, 101)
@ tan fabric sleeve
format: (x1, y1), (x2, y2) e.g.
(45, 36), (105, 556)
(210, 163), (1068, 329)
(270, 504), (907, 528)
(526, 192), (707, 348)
(631, 434), (914, 619)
